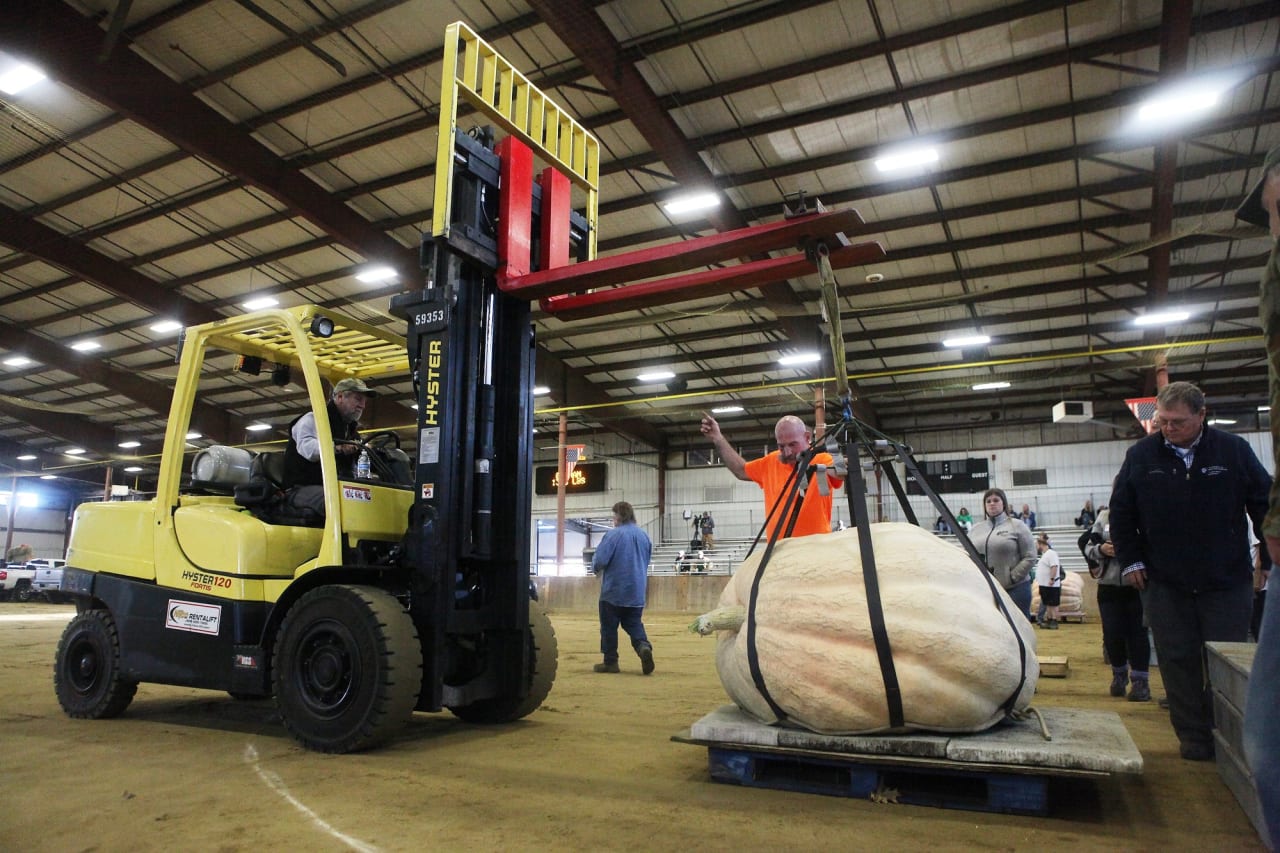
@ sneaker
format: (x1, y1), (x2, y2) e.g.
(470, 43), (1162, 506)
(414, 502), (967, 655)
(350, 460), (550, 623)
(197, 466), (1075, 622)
(1128, 678), (1151, 702)
(1180, 740), (1215, 761)
(1046, 619), (1059, 630)
(638, 643), (655, 675)
(1110, 672), (1128, 697)
(593, 662), (620, 673)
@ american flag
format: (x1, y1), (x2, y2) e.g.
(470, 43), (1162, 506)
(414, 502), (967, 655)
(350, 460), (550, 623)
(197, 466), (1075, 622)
(1125, 397), (1159, 434)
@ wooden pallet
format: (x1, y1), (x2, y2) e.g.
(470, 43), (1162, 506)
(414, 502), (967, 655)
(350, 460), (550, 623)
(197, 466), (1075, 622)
(706, 745), (1050, 815)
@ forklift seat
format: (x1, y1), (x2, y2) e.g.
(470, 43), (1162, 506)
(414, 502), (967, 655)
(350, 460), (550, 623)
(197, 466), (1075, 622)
(234, 451), (324, 528)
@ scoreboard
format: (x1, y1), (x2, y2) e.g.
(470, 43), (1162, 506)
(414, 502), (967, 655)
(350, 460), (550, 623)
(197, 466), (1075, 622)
(905, 457), (989, 495)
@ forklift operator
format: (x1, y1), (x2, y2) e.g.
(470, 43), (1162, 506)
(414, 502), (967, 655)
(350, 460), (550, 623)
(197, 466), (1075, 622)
(283, 377), (377, 517)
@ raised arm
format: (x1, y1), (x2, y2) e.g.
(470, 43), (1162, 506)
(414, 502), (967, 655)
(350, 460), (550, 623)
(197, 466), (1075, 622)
(700, 413), (750, 481)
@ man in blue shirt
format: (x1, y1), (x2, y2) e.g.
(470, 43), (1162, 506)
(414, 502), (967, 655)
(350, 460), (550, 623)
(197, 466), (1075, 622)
(592, 501), (654, 675)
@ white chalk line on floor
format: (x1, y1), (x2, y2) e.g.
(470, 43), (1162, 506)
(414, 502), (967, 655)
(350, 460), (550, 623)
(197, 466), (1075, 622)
(0, 612), (74, 622)
(244, 743), (381, 853)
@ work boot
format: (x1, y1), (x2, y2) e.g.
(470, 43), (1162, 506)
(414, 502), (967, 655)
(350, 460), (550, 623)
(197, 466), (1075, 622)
(637, 642), (655, 676)
(1046, 619), (1059, 630)
(1128, 675), (1151, 702)
(593, 662), (620, 673)
(1110, 668), (1129, 698)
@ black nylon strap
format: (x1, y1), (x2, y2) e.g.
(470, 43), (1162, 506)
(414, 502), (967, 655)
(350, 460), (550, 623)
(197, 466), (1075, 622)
(844, 435), (905, 729)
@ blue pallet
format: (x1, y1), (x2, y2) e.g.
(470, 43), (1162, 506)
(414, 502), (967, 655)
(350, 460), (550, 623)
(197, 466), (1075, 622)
(707, 746), (1049, 816)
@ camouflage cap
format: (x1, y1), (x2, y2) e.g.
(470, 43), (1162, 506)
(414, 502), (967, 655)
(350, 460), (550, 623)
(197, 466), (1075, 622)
(1236, 144), (1280, 228)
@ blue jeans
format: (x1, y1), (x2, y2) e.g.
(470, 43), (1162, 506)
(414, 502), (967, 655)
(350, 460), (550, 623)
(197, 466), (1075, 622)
(599, 600), (650, 664)
(1245, 587), (1280, 849)
(1006, 579), (1033, 622)
(1146, 579), (1251, 746)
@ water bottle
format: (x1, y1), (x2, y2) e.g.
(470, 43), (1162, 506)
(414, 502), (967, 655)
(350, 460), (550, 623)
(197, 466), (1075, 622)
(356, 448), (371, 479)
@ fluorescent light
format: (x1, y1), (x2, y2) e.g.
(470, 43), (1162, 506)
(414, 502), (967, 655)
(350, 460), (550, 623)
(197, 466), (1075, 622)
(64, 448), (86, 456)
(117, 440), (141, 449)
(0, 63), (46, 95)
(711, 405), (745, 414)
(150, 320), (182, 333)
(636, 371), (675, 382)
(662, 192), (720, 215)
(356, 265), (398, 283)
(1208, 418), (1236, 426)
(943, 334), (991, 348)
(532, 386), (551, 396)
(16, 454), (37, 461)
(40, 474), (56, 480)
(243, 296), (279, 310)
(874, 146), (939, 172)
(186, 431), (202, 440)
(972, 381), (1011, 391)
(71, 340), (101, 352)
(245, 423), (272, 432)
(1133, 310), (1190, 327)
(1259, 405), (1271, 413)
(124, 466), (143, 473)
(778, 352), (821, 366)
(4, 355), (33, 367)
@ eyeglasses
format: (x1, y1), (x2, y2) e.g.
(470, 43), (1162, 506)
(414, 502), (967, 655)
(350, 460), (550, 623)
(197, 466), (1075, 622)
(1156, 414), (1201, 429)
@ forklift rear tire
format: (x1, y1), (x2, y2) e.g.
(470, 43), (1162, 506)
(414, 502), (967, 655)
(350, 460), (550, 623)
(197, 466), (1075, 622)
(273, 584), (422, 753)
(448, 601), (558, 723)
(54, 609), (139, 719)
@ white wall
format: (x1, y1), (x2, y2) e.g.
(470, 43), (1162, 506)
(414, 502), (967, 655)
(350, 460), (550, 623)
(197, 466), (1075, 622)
(2, 506), (70, 561)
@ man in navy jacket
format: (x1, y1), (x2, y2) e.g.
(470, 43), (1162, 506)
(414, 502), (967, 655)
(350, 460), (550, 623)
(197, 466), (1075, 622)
(1109, 381), (1272, 761)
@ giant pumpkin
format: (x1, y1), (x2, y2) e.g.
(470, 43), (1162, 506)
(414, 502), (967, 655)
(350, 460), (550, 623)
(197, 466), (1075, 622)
(693, 522), (1038, 734)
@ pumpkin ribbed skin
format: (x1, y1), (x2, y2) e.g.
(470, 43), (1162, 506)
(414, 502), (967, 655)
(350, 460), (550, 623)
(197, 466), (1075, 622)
(714, 522), (1038, 734)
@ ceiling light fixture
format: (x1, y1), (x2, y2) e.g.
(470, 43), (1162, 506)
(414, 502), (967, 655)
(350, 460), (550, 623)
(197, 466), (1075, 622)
(532, 386), (551, 396)
(40, 474), (56, 480)
(16, 454), (37, 461)
(0, 63), (46, 95)
(149, 320), (182, 333)
(117, 440), (141, 449)
(972, 381), (1011, 391)
(1208, 418), (1237, 426)
(662, 192), (720, 215)
(1133, 310), (1190, 327)
(356, 265), (398, 283)
(778, 352), (821, 366)
(1259, 405), (1271, 413)
(243, 296), (279, 311)
(636, 371), (676, 382)
(64, 448), (86, 456)
(245, 423), (272, 432)
(3, 355), (33, 367)
(71, 340), (101, 352)
(186, 431), (202, 440)
(124, 466), (143, 473)
(711, 405), (744, 414)
(874, 146), (939, 172)
(942, 334), (991, 348)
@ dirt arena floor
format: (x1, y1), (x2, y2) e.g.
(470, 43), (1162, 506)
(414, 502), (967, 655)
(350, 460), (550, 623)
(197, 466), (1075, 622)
(0, 601), (1267, 852)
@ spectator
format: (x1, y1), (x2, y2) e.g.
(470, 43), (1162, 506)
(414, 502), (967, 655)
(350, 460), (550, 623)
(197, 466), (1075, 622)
(933, 516), (952, 534)
(970, 487), (1037, 622)
(700, 511), (716, 550)
(1019, 503), (1037, 530)
(1238, 141), (1280, 838)
(591, 501), (654, 675)
(1109, 380), (1271, 760)
(700, 412), (843, 540)
(955, 507), (974, 532)
(1034, 532), (1061, 629)
(1086, 508), (1151, 702)
(1076, 499), (1096, 529)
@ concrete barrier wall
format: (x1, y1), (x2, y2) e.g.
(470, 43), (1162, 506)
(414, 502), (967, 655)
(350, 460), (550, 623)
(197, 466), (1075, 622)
(534, 573), (732, 614)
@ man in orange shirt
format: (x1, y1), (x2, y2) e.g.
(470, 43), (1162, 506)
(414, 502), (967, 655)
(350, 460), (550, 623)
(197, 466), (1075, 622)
(700, 413), (843, 539)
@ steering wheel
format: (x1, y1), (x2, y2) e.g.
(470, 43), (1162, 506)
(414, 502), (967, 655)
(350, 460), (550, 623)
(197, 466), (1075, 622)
(365, 430), (401, 451)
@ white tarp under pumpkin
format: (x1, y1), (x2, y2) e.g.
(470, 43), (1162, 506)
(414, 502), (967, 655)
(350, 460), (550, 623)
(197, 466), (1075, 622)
(694, 522), (1038, 735)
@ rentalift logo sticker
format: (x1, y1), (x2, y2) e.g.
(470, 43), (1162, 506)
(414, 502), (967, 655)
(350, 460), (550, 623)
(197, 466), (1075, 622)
(166, 600), (222, 636)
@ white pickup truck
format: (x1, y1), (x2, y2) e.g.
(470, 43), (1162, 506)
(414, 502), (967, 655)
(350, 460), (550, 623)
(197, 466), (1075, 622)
(28, 559), (68, 603)
(0, 562), (37, 602)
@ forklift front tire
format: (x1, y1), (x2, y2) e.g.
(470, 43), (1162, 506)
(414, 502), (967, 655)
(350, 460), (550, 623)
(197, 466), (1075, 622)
(54, 609), (139, 719)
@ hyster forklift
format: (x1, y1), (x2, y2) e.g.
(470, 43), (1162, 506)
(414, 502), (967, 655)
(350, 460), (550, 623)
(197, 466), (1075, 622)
(51, 24), (592, 754)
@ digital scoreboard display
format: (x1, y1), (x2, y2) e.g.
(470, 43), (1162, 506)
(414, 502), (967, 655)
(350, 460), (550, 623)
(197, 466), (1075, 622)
(905, 457), (990, 495)
(534, 462), (608, 495)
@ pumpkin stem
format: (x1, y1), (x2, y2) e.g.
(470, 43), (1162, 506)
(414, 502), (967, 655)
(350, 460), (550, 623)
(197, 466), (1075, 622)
(689, 605), (746, 635)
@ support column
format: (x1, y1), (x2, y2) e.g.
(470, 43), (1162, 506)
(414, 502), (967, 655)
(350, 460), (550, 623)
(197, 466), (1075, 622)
(556, 412), (568, 569)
